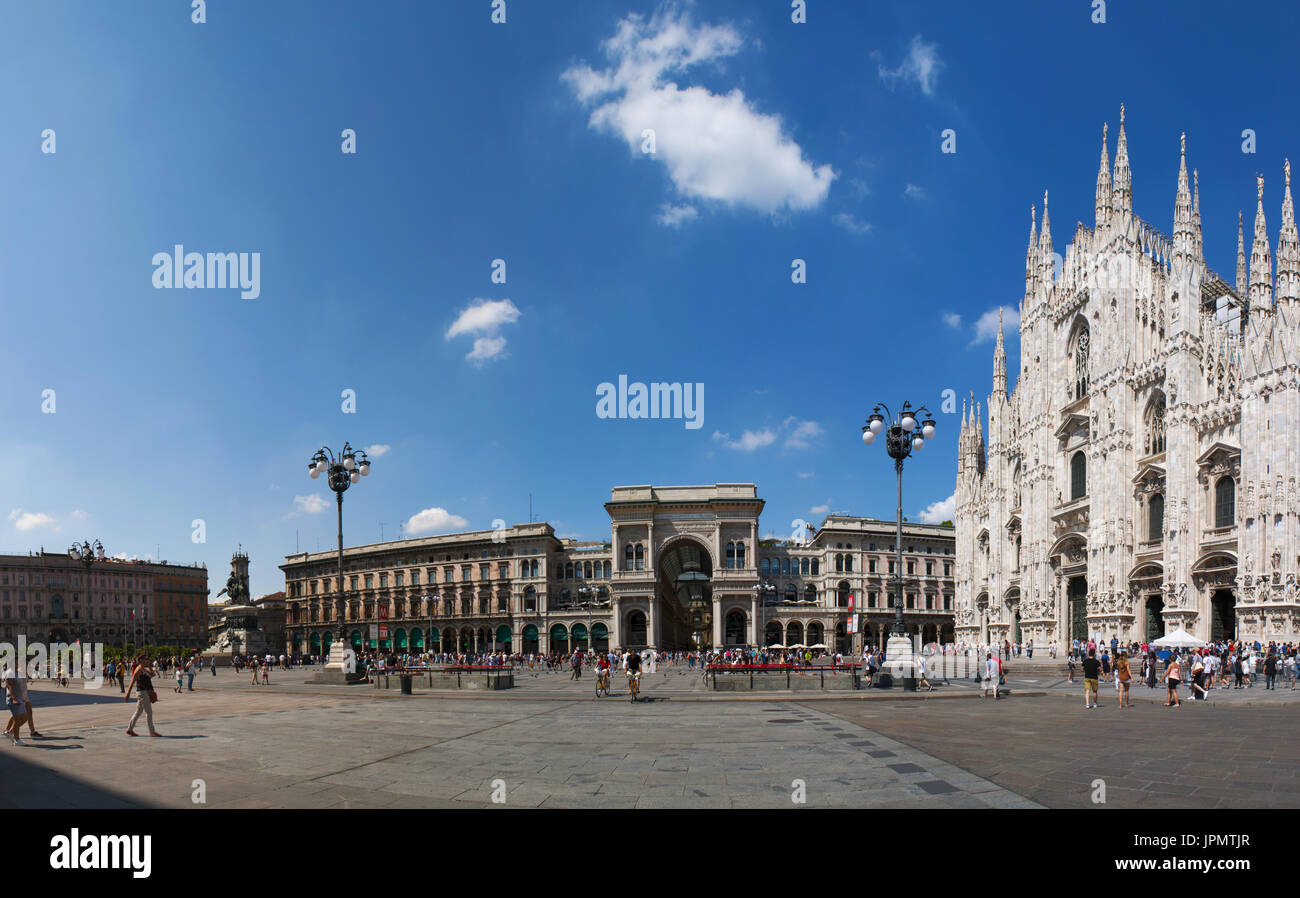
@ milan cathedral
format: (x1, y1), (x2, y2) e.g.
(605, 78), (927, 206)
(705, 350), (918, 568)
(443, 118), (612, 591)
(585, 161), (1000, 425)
(954, 106), (1300, 648)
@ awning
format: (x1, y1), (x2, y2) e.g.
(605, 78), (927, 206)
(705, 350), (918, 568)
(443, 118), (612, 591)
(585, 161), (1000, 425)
(496, 625), (512, 643)
(572, 623), (588, 639)
(592, 623), (609, 638)
(522, 624), (539, 640)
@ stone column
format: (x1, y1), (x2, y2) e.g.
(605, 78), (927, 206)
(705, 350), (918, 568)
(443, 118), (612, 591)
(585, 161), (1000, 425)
(647, 600), (657, 649)
(747, 597), (757, 645)
(609, 599), (622, 650)
(712, 597), (723, 646)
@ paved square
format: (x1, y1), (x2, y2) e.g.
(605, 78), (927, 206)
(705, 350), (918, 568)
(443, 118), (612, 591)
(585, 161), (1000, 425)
(2, 668), (1295, 809)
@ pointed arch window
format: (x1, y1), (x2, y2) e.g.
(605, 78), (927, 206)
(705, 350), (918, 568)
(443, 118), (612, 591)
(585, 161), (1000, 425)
(1215, 477), (1235, 529)
(1070, 320), (1090, 400)
(1148, 494), (1164, 542)
(1146, 393), (1167, 456)
(725, 542), (736, 570)
(1070, 451), (1087, 500)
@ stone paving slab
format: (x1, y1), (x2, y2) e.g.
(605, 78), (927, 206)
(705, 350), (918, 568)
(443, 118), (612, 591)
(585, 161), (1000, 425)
(0, 682), (1037, 810)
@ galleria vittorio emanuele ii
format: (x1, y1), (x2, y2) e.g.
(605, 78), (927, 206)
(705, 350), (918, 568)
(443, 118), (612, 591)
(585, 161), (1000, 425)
(955, 106), (1300, 650)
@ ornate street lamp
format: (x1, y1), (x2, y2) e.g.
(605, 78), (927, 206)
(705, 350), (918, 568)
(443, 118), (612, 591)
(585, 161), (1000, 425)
(863, 401), (936, 691)
(307, 442), (372, 680)
(68, 540), (104, 647)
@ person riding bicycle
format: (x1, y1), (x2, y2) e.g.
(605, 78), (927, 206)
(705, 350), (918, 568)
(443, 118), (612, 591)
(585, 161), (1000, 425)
(623, 648), (642, 688)
(596, 653), (611, 692)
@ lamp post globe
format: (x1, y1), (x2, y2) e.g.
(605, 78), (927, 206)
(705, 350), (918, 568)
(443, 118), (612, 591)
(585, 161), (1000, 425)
(861, 402), (936, 691)
(305, 442), (372, 682)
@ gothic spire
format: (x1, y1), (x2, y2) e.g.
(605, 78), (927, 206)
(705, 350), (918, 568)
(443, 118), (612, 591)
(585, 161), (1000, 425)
(992, 307), (1007, 395)
(1095, 122), (1112, 230)
(1112, 104), (1132, 219)
(1039, 190), (1054, 287)
(1250, 174), (1274, 308)
(1173, 132), (1194, 262)
(1025, 205), (1038, 297)
(1236, 211), (1248, 298)
(1192, 168), (1204, 259)
(1277, 159), (1300, 303)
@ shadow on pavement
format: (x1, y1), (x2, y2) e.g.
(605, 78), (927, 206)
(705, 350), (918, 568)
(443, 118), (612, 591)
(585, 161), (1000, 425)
(0, 750), (155, 808)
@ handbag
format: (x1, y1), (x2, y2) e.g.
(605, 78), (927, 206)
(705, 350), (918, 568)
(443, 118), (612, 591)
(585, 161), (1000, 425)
(147, 689), (159, 703)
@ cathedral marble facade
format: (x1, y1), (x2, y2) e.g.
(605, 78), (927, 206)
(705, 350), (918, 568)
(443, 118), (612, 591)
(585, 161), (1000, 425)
(955, 107), (1300, 648)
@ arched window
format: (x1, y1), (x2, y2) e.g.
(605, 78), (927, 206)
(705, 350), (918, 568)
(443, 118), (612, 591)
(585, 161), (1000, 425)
(837, 582), (850, 607)
(1071, 451), (1087, 500)
(810, 559), (819, 575)
(781, 557), (790, 575)
(761, 558), (770, 576)
(603, 561), (611, 578)
(736, 541), (746, 569)
(844, 554), (853, 573)
(835, 554), (843, 573)
(584, 561), (593, 579)
(725, 542), (736, 570)
(1148, 494), (1164, 542)
(531, 560), (540, 577)
(1215, 477), (1235, 529)
(634, 544), (644, 571)
(523, 586), (537, 612)
(784, 584), (797, 603)
(1070, 319), (1090, 400)
(1146, 392), (1167, 455)
(800, 558), (809, 575)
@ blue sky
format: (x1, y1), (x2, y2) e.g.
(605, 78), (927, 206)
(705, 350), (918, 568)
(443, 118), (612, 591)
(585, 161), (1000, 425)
(2, 0), (1298, 597)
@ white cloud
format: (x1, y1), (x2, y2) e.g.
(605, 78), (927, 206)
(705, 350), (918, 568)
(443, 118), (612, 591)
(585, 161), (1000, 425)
(942, 312), (963, 329)
(8, 509), (56, 532)
(904, 183), (927, 200)
(784, 419), (823, 449)
(564, 8), (834, 216)
(445, 298), (520, 340)
(797, 472), (815, 479)
(293, 494), (328, 514)
(972, 305), (1020, 344)
(364, 444), (390, 459)
(832, 212), (872, 235)
(70, 509), (89, 521)
(712, 429), (776, 451)
(918, 493), (956, 524)
(467, 336), (508, 362)
(445, 299), (520, 364)
(809, 503), (831, 515)
(404, 507), (470, 535)
(657, 203), (699, 228)
(876, 35), (944, 96)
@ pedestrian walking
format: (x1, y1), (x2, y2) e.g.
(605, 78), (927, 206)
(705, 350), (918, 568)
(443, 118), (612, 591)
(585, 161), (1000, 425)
(1163, 655), (1182, 708)
(1082, 648), (1102, 709)
(124, 655), (160, 737)
(1116, 651), (1132, 707)
(981, 652), (1000, 700)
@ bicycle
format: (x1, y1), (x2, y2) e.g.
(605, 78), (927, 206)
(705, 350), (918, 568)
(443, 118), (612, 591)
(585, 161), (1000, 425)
(595, 668), (610, 697)
(627, 671), (641, 703)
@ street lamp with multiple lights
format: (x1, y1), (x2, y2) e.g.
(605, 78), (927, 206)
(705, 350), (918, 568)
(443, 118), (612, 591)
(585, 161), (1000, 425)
(307, 442), (371, 676)
(68, 540), (104, 646)
(863, 401), (936, 691)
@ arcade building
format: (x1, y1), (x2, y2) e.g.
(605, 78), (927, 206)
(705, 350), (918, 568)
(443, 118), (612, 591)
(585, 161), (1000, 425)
(280, 484), (956, 657)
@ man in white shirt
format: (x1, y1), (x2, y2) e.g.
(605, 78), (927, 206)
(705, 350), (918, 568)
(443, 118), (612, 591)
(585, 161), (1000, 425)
(982, 652), (1000, 700)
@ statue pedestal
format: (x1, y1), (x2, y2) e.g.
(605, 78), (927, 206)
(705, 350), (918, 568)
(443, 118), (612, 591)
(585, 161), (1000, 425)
(309, 641), (363, 685)
(885, 634), (917, 692)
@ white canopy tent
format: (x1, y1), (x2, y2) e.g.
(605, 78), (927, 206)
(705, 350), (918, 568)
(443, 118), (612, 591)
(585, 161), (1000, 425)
(1151, 628), (1206, 649)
